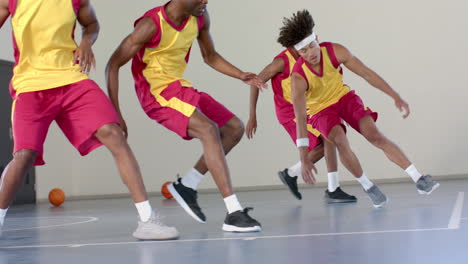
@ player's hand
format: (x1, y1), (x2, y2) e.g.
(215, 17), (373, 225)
(240, 72), (267, 91)
(119, 117), (128, 138)
(74, 40), (96, 74)
(246, 117), (257, 139)
(301, 160), (317, 185)
(395, 97), (410, 118)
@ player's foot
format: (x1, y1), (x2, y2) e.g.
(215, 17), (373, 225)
(416, 175), (440, 195)
(133, 212), (179, 240)
(278, 169), (302, 200)
(222, 207), (262, 232)
(168, 178), (206, 223)
(325, 187), (357, 203)
(365, 185), (388, 208)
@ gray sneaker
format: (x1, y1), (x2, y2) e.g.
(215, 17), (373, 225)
(365, 185), (388, 208)
(133, 212), (179, 240)
(416, 175), (440, 195)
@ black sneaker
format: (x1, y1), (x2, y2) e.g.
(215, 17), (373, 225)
(324, 187), (357, 203)
(278, 169), (302, 200)
(167, 178), (206, 223)
(222, 207), (262, 232)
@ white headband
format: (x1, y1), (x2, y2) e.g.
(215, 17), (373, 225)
(294, 32), (316, 50)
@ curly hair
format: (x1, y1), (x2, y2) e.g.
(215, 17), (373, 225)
(277, 10), (315, 48)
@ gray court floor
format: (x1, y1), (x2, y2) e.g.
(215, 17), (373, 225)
(0, 179), (466, 264)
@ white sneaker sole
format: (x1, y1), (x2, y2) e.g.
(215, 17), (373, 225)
(373, 197), (389, 208)
(417, 183), (440, 195)
(132, 231), (179, 240)
(167, 183), (206, 223)
(222, 224), (262, 233)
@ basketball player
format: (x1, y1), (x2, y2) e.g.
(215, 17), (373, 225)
(106, 0), (265, 232)
(245, 15), (357, 203)
(0, 0), (178, 240)
(288, 10), (439, 207)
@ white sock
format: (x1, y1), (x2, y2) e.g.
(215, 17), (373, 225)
(135, 200), (152, 222)
(405, 164), (422, 183)
(181, 168), (205, 190)
(356, 173), (374, 191)
(0, 208), (8, 226)
(328, 172), (340, 192)
(287, 161), (301, 177)
(224, 194), (243, 214)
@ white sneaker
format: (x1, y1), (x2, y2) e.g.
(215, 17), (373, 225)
(365, 185), (388, 208)
(133, 212), (179, 240)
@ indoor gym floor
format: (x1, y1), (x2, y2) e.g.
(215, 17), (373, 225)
(0, 178), (466, 264)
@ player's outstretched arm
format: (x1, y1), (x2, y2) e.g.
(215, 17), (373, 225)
(335, 43), (410, 118)
(291, 73), (317, 184)
(105, 17), (156, 137)
(246, 58), (284, 139)
(197, 10), (266, 90)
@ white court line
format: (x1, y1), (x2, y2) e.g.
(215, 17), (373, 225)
(2, 216), (99, 232)
(448, 192), (464, 229)
(0, 227), (452, 249)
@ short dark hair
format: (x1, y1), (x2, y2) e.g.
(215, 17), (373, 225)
(277, 10), (315, 48)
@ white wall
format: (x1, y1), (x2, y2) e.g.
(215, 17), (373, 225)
(1, 0), (467, 200)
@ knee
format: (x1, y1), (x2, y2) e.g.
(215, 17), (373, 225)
(332, 135), (348, 149)
(200, 120), (221, 140)
(96, 123), (125, 142)
(13, 149), (37, 167)
(226, 118), (244, 143)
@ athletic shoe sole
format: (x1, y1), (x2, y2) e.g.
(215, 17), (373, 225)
(222, 224), (262, 232)
(167, 183), (206, 223)
(132, 231), (179, 240)
(417, 182), (440, 195)
(372, 197), (389, 208)
(325, 197), (357, 204)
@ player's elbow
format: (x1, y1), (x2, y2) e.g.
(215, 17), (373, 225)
(105, 58), (120, 77)
(202, 51), (217, 66)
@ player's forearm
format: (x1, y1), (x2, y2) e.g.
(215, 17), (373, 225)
(366, 71), (401, 100)
(294, 111), (308, 140)
(204, 52), (243, 79)
(81, 21), (99, 46)
(105, 64), (123, 117)
(295, 116), (309, 162)
(293, 98), (309, 161)
(248, 86), (260, 118)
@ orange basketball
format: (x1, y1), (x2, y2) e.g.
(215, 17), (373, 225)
(48, 188), (65, 207)
(161, 181), (173, 199)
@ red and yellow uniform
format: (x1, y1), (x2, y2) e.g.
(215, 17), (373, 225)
(8, 0), (119, 165)
(9, 0), (87, 97)
(292, 42), (377, 138)
(271, 49), (321, 150)
(132, 3), (234, 140)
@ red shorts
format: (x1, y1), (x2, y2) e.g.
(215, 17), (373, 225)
(310, 90), (378, 138)
(12, 79), (120, 166)
(139, 81), (235, 140)
(281, 118), (322, 151)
